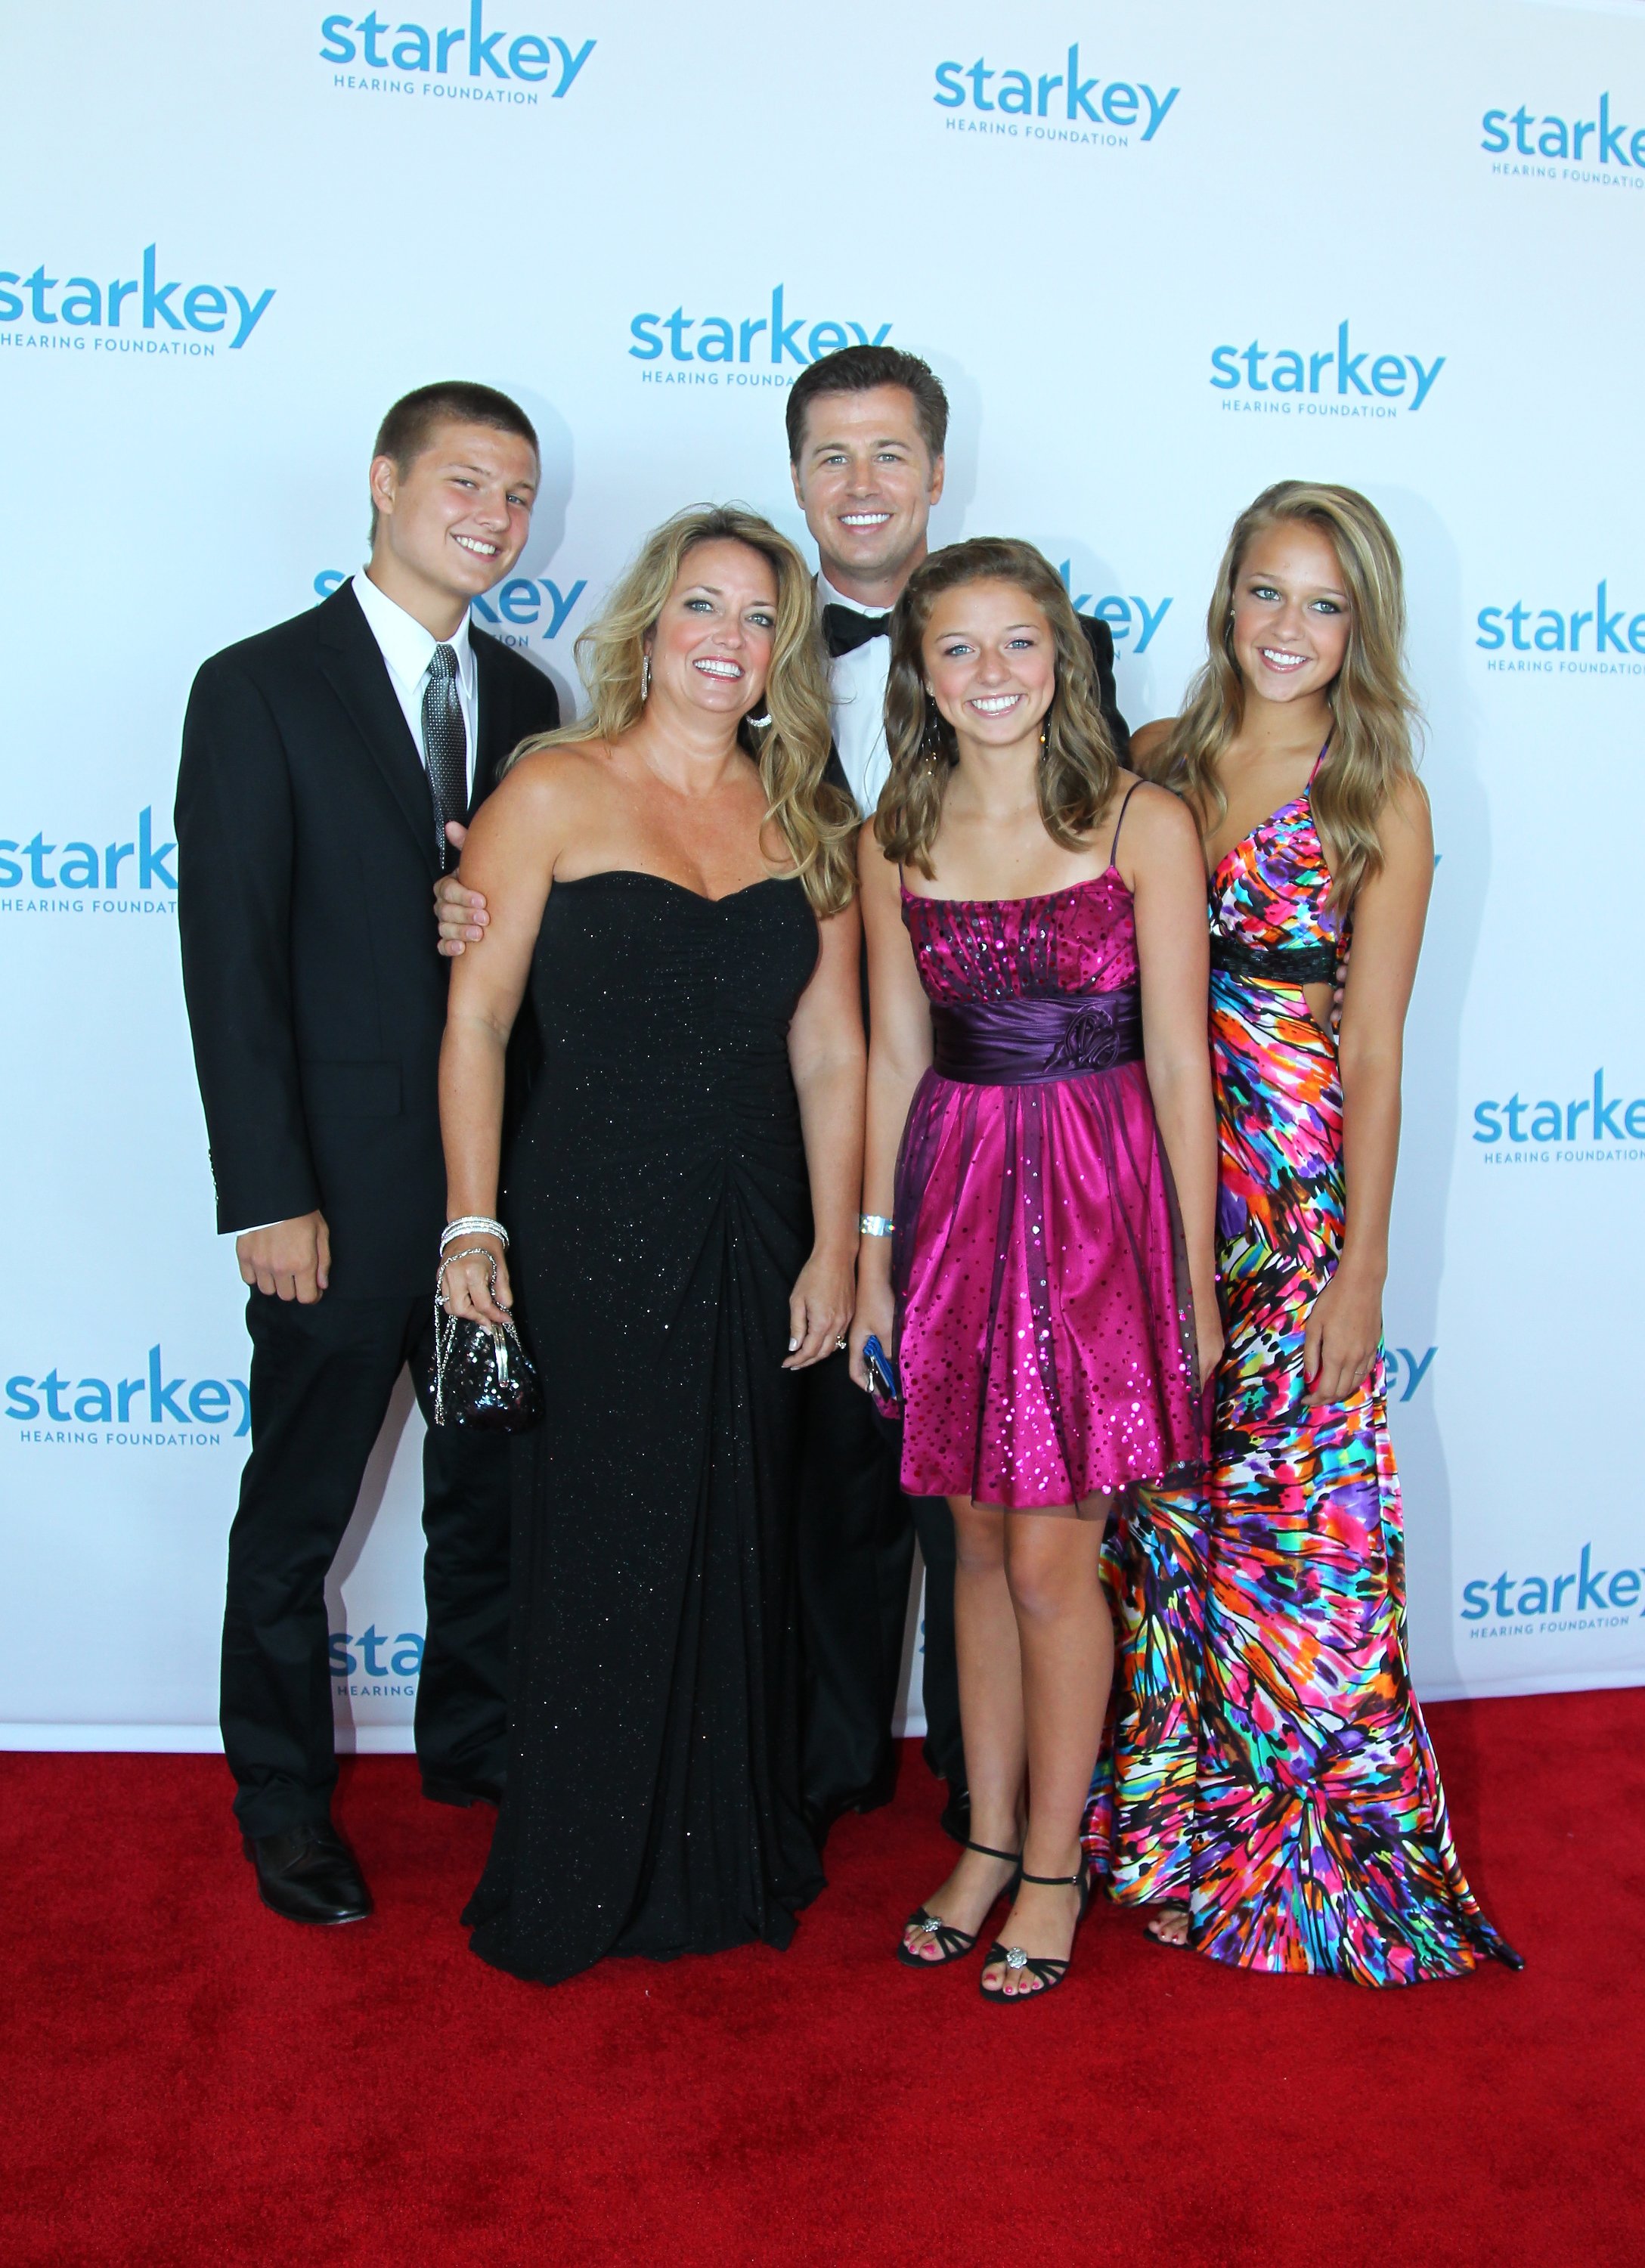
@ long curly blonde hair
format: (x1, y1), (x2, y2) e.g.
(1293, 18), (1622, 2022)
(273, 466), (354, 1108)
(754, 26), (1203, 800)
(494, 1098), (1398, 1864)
(510, 504), (855, 916)
(1147, 482), (1423, 909)
(875, 538), (1119, 879)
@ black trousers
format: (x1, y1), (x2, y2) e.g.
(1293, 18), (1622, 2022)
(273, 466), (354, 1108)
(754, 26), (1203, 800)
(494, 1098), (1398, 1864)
(795, 1350), (963, 1829)
(222, 1290), (511, 1839)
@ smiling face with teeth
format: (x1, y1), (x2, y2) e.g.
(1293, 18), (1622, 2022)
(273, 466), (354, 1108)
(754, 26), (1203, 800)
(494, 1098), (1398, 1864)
(790, 385), (944, 609)
(367, 417), (538, 638)
(643, 538), (779, 728)
(923, 578), (1056, 758)
(1229, 522), (1353, 711)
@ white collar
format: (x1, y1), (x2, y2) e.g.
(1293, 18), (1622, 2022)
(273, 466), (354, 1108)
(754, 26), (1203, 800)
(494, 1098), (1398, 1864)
(352, 569), (475, 693)
(816, 571), (893, 621)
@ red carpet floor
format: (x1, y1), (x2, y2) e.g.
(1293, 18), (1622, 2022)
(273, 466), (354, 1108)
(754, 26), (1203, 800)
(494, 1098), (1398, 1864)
(3, 1689), (1642, 2267)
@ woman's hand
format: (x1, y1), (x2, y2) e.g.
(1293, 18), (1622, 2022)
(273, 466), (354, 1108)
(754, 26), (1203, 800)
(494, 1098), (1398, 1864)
(1303, 1263), (1383, 1407)
(784, 1247), (856, 1371)
(438, 1235), (514, 1331)
(847, 1272), (897, 1396)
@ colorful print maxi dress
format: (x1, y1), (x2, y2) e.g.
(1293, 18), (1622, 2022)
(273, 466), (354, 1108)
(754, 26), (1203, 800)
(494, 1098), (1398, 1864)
(1084, 776), (1520, 1985)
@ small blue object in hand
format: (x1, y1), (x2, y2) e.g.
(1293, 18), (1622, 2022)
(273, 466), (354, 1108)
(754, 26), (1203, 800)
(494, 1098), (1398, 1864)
(863, 1333), (899, 1407)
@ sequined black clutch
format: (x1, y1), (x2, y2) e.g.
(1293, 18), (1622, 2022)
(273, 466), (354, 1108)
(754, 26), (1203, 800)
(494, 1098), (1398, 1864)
(431, 1255), (542, 1433)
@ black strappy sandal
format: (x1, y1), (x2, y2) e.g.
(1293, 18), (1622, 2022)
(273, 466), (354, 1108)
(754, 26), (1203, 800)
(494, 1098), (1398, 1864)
(895, 1840), (1022, 1969)
(979, 1859), (1092, 2003)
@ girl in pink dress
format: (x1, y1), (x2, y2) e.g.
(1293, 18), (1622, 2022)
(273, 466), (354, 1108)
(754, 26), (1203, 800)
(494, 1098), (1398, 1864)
(850, 539), (1220, 2001)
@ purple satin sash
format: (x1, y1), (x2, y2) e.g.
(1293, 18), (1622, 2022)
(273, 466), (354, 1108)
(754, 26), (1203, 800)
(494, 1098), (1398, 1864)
(929, 986), (1142, 1086)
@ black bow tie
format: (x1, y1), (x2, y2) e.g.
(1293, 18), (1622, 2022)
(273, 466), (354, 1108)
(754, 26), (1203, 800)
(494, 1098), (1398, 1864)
(823, 603), (891, 658)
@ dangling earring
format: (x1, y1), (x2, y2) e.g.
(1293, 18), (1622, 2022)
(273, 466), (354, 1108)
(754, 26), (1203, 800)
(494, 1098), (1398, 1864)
(746, 707), (772, 730)
(919, 690), (944, 766)
(640, 652), (652, 702)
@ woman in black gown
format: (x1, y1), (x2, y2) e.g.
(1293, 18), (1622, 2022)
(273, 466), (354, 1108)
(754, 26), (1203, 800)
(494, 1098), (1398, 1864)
(438, 507), (862, 1985)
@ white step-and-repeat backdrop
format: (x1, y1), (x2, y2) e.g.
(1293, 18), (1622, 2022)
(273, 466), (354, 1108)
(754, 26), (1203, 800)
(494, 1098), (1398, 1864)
(2, 0), (1640, 1748)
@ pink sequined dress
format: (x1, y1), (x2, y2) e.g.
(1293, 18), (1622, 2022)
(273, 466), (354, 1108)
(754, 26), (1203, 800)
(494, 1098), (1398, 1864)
(893, 807), (1207, 1513)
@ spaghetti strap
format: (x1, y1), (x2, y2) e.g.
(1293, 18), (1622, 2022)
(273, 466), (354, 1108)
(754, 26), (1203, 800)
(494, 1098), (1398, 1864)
(1108, 779), (1144, 868)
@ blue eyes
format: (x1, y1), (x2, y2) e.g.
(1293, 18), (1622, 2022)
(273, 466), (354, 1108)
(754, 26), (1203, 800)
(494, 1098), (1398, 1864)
(1249, 584), (1344, 615)
(683, 598), (774, 628)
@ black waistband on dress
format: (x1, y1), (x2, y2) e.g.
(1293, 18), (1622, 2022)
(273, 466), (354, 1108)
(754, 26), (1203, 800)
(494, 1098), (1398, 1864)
(929, 987), (1142, 1086)
(1210, 932), (1338, 984)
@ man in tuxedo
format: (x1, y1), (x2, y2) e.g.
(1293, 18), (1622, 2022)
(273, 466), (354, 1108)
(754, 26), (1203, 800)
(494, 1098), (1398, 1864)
(783, 345), (1130, 1845)
(175, 382), (560, 1923)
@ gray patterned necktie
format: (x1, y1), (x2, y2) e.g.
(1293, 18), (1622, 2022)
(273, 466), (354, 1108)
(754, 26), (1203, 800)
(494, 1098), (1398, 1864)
(423, 643), (468, 872)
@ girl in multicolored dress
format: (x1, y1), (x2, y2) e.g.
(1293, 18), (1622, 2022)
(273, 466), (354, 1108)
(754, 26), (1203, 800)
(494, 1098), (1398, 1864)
(849, 539), (1220, 2002)
(1088, 482), (1519, 1984)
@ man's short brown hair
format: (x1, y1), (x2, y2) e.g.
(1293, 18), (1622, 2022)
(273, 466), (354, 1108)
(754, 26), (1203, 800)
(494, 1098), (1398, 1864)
(785, 345), (949, 465)
(369, 381), (538, 538)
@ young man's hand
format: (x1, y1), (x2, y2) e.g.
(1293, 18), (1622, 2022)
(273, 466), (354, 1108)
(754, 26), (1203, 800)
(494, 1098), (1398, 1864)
(236, 1213), (331, 1303)
(435, 820), (490, 957)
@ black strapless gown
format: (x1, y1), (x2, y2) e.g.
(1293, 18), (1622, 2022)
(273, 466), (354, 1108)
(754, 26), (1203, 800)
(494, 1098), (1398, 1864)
(463, 872), (826, 1984)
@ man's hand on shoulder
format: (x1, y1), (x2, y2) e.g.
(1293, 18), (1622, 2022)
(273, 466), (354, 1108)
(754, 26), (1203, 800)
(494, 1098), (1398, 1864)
(436, 820), (490, 958)
(237, 1213), (331, 1303)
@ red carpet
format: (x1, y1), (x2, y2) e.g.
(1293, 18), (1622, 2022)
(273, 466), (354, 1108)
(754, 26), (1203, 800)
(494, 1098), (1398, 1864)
(3, 1690), (1641, 2266)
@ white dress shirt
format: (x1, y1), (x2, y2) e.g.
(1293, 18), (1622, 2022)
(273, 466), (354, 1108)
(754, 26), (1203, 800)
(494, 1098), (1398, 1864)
(819, 572), (893, 819)
(351, 569), (480, 801)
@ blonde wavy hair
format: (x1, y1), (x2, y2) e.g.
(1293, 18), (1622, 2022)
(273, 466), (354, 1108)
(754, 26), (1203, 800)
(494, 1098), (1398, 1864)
(875, 538), (1119, 878)
(509, 504), (855, 916)
(1148, 482), (1423, 909)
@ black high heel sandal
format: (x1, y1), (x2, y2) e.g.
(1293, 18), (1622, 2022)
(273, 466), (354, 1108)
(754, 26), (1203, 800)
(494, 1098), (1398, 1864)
(895, 1840), (1023, 1969)
(979, 1859), (1092, 2003)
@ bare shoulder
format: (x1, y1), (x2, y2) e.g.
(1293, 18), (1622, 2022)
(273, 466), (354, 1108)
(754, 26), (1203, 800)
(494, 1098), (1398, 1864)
(1115, 772), (1197, 852)
(462, 742), (609, 883)
(1128, 717), (1179, 772)
(1380, 768), (1433, 843)
(503, 736), (609, 793)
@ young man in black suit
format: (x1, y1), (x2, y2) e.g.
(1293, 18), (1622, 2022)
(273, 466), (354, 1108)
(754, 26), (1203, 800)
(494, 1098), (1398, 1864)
(176, 382), (561, 1924)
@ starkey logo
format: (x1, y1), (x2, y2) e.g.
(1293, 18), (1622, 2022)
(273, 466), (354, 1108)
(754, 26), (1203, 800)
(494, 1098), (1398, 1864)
(314, 569), (587, 649)
(932, 45), (1179, 147)
(1210, 321), (1444, 417)
(1476, 582), (1645, 677)
(319, 5), (594, 98)
(330, 1625), (424, 1691)
(628, 287), (892, 387)
(1054, 565), (1172, 657)
(1482, 92), (1645, 187)
(1473, 1070), (1645, 1163)
(0, 246), (274, 355)
(6, 1346), (249, 1445)
(1461, 1545), (1643, 1633)
(0, 809), (177, 916)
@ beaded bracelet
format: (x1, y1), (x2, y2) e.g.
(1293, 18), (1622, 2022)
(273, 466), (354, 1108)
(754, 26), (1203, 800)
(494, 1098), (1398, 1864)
(441, 1215), (508, 1251)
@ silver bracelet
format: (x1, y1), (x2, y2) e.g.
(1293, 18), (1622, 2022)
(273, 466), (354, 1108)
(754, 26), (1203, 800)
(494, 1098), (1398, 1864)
(441, 1215), (508, 1251)
(859, 1213), (894, 1238)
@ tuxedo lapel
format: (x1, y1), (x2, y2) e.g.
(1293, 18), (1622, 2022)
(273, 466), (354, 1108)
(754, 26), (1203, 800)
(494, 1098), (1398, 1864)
(314, 584), (440, 875)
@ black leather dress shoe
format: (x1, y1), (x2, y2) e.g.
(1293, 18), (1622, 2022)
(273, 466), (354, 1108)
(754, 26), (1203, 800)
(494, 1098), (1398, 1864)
(421, 1774), (504, 1809)
(243, 1820), (372, 1925)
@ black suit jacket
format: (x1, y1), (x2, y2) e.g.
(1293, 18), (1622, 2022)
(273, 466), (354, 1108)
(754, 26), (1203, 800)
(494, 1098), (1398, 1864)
(1080, 610), (1130, 765)
(175, 581), (561, 1298)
